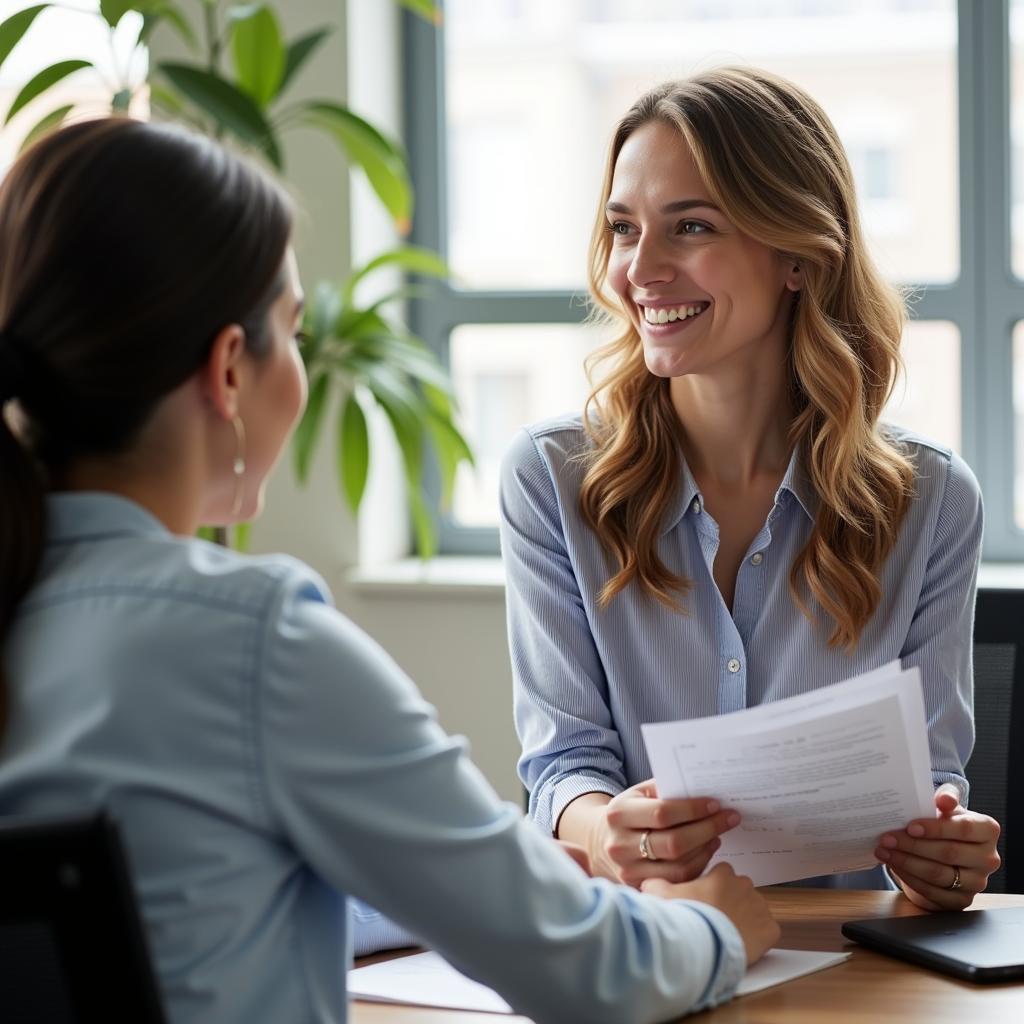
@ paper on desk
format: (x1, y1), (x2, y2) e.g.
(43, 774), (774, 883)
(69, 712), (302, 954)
(641, 661), (936, 886)
(347, 948), (850, 1014)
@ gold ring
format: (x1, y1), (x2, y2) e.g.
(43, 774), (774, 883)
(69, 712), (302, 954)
(639, 829), (658, 862)
(948, 864), (962, 891)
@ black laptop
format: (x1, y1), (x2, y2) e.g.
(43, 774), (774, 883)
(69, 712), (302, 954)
(842, 908), (1024, 983)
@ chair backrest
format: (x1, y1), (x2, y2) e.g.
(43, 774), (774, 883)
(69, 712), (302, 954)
(968, 588), (1024, 894)
(0, 811), (166, 1024)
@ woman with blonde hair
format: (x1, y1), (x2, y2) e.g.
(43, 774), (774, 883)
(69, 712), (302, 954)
(500, 66), (1001, 910)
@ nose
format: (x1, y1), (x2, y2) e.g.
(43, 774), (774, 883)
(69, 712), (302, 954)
(626, 232), (676, 290)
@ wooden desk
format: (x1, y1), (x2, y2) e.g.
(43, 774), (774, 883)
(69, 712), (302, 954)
(352, 888), (1024, 1023)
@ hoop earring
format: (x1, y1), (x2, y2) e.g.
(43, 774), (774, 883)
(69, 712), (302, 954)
(230, 415), (247, 519)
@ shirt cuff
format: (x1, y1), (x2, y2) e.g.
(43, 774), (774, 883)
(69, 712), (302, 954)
(349, 897), (420, 956)
(543, 772), (624, 836)
(933, 771), (968, 806)
(673, 899), (747, 1009)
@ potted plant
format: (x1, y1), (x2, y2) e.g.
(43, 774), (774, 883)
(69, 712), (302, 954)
(0, 0), (472, 555)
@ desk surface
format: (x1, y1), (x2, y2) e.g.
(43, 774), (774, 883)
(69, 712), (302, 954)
(352, 888), (1024, 1023)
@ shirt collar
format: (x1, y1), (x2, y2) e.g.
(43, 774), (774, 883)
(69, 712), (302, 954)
(46, 492), (171, 544)
(660, 443), (819, 536)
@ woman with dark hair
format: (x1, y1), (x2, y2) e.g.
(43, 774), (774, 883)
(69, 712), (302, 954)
(502, 67), (1001, 911)
(0, 117), (778, 1023)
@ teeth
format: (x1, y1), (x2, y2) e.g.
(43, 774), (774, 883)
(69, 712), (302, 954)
(642, 303), (707, 324)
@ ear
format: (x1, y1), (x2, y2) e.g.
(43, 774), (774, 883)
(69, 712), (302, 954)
(783, 258), (802, 294)
(201, 324), (247, 422)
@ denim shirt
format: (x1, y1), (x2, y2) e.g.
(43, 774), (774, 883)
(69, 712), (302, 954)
(0, 492), (747, 1024)
(500, 418), (981, 889)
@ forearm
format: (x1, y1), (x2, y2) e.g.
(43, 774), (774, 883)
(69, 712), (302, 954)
(557, 792), (617, 880)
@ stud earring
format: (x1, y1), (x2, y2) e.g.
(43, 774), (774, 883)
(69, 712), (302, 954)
(230, 415), (247, 519)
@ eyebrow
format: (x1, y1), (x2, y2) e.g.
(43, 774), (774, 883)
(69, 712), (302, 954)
(605, 199), (721, 215)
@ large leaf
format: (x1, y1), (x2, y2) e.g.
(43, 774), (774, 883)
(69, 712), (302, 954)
(100, 0), (134, 27)
(0, 5), (49, 71)
(4, 59), (91, 124)
(425, 409), (473, 507)
(344, 244), (448, 304)
(407, 487), (436, 558)
(231, 5), (285, 108)
(279, 27), (331, 98)
(18, 102), (72, 153)
(338, 392), (369, 512)
(302, 102), (412, 230)
(158, 62), (281, 167)
(292, 371), (330, 483)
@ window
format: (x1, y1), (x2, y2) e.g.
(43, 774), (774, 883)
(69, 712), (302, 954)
(405, 2), (1020, 557)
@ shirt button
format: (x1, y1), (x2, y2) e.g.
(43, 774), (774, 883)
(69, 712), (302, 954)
(727, 658), (741, 674)
(691, 498), (701, 514)
(750, 552), (764, 566)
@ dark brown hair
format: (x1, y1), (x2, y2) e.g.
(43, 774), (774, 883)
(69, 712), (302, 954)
(0, 116), (294, 734)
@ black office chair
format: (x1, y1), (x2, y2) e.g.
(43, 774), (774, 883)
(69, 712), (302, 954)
(0, 811), (167, 1024)
(967, 587), (1024, 894)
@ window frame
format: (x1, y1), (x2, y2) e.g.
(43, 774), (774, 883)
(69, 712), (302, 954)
(404, 0), (1023, 560)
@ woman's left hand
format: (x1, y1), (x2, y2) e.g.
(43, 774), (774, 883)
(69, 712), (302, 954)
(875, 784), (1001, 910)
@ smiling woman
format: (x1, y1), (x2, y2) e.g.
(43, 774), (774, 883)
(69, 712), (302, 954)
(500, 66), (1002, 916)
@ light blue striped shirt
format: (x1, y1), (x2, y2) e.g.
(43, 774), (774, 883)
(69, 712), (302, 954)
(500, 417), (981, 887)
(0, 492), (747, 1023)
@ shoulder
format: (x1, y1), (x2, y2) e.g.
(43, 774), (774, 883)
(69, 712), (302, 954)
(881, 422), (982, 528)
(502, 413), (593, 479)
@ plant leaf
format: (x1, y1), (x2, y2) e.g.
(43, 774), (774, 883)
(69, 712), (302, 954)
(407, 487), (436, 558)
(18, 102), (72, 153)
(344, 244), (448, 305)
(0, 5), (49, 71)
(395, 0), (443, 25)
(141, 3), (197, 48)
(424, 410), (473, 508)
(226, 3), (264, 22)
(279, 27), (331, 98)
(231, 4), (284, 108)
(4, 59), (91, 125)
(158, 62), (282, 167)
(302, 101), (412, 230)
(99, 0), (134, 28)
(338, 392), (369, 512)
(292, 371), (330, 483)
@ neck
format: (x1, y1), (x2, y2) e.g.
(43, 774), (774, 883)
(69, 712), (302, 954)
(669, 342), (793, 487)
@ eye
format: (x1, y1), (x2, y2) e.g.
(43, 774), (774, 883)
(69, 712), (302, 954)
(679, 220), (710, 235)
(294, 329), (311, 349)
(606, 220), (633, 236)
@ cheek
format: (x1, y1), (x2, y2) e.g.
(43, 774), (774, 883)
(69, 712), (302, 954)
(606, 253), (632, 302)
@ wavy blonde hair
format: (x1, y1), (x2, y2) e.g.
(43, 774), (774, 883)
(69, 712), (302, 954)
(581, 67), (915, 650)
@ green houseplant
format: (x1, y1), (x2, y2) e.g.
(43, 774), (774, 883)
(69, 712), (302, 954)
(0, 0), (472, 555)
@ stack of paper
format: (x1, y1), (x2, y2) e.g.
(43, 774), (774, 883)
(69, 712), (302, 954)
(641, 661), (935, 885)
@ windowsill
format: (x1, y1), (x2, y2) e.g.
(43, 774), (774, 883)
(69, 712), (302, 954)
(346, 559), (1024, 596)
(347, 557), (506, 597)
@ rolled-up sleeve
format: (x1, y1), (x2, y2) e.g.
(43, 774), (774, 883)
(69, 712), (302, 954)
(899, 450), (983, 804)
(499, 427), (628, 833)
(252, 567), (746, 1023)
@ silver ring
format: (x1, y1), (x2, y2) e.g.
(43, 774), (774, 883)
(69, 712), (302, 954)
(639, 829), (658, 862)
(948, 864), (962, 891)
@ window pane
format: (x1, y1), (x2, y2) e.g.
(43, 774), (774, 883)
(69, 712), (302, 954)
(0, 2), (147, 171)
(449, 323), (607, 526)
(1010, 0), (1024, 278)
(885, 320), (961, 451)
(445, 0), (958, 290)
(450, 318), (959, 528)
(1012, 323), (1024, 528)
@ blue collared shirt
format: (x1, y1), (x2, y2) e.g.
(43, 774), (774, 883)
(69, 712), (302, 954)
(500, 417), (981, 883)
(0, 492), (747, 1024)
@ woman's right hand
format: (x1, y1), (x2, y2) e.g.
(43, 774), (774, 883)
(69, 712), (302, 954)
(598, 780), (742, 886)
(642, 864), (780, 966)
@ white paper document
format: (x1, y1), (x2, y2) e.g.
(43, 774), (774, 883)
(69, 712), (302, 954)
(348, 948), (850, 1014)
(641, 661), (936, 886)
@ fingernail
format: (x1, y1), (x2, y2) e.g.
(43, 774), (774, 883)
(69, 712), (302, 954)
(875, 848), (891, 861)
(908, 823), (925, 837)
(881, 834), (897, 849)
(706, 799), (720, 814)
(726, 812), (741, 828)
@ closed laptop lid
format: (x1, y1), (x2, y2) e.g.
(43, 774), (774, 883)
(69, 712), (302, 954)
(842, 908), (1024, 981)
